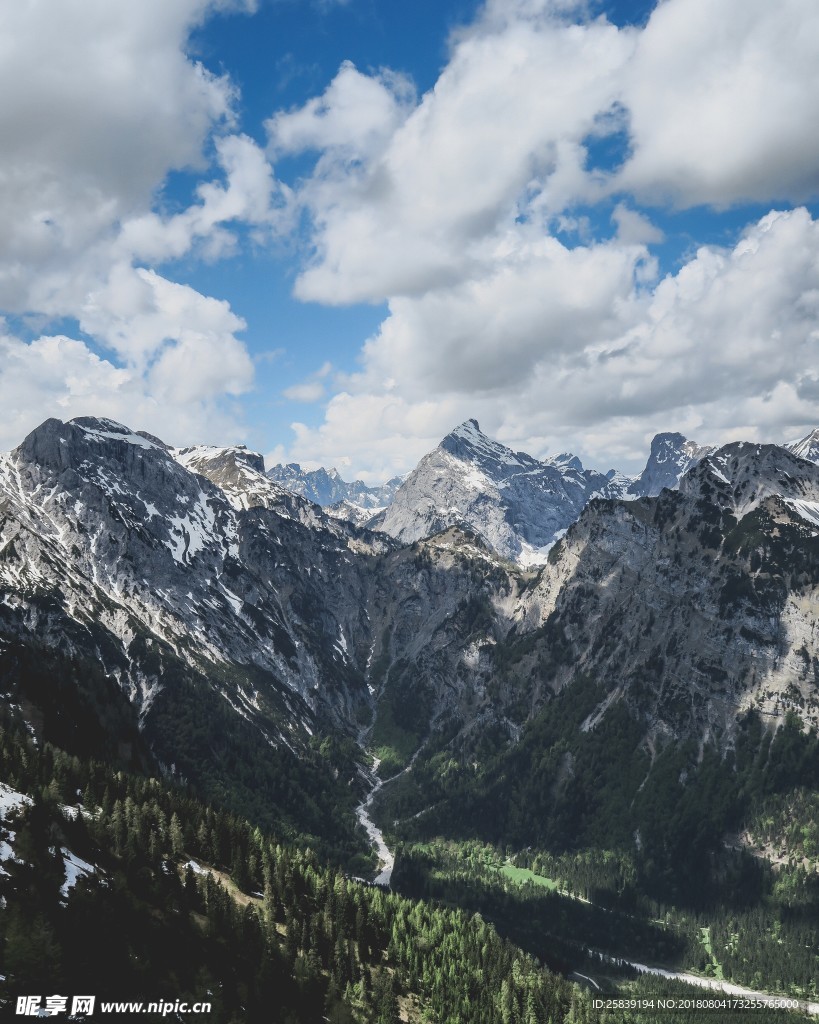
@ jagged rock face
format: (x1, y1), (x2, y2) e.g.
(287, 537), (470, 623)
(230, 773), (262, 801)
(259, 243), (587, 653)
(174, 443), (373, 537)
(0, 417), (525, 759)
(787, 428), (819, 465)
(679, 442), (819, 513)
(326, 499), (386, 530)
(379, 419), (624, 565)
(175, 442), (303, 521)
(268, 462), (402, 510)
(627, 431), (715, 497)
(0, 417), (371, 739)
(520, 441), (819, 743)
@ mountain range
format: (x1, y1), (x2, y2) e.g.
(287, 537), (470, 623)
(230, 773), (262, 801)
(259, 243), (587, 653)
(269, 419), (816, 566)
(3, 415), (818, 769)
(268, 462), (402, 510)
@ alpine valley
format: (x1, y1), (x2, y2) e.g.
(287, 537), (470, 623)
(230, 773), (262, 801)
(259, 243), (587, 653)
(2, 415), (819, 1022)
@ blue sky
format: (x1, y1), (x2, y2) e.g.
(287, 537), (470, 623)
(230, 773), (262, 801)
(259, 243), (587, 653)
(1, 0), (818, 479)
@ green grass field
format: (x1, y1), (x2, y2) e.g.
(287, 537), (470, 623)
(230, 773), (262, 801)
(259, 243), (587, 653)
(496, 861), (560, 890)
(699, 925), (724, 979)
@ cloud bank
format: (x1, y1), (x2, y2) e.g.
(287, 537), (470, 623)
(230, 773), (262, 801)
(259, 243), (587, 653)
(1, 0), (817, 475)
(268, 0), (819, 476)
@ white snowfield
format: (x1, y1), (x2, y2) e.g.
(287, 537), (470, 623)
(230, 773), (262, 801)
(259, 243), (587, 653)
(184, 859), (210, 875)
(783, 497), (819, 528)
(76, 420), (164, 451)
(0, 783), (97, 896)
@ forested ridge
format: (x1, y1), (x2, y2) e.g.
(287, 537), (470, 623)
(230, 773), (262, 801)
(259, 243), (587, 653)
(392, 838), (819, 998)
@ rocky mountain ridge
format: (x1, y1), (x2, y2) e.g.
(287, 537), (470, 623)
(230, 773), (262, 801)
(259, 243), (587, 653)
(271, 422), (726, 564)
(3, 415), (819, 843)
(517, 442), (819, 743)
(268, 461), (402, 512)
(0, 417), (528, 825)
(267, 423), (819, 570)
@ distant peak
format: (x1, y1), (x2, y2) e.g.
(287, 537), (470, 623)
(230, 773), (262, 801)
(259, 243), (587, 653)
(546, 452), (584, 472)
(443, 419), (491, 451)
(788, 428), (819, 465)
(450, 418), (482, 438)
(649, 431), (688, 450)
(438, 420), (542, 480)
(645, 432), (716, 466)
(625, 430), (715, 497)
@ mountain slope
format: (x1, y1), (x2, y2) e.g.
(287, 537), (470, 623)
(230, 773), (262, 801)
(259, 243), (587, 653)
(0, 709), (584, 1024)
(787, 427), (819, 465)
(372, 441), (819, 905)
(5, 417), (819, 787)
(0, 417), (387, 841)
(523, 442), (819, 739)
(0, 417), (373, 726)
(0, 416), (538, 841)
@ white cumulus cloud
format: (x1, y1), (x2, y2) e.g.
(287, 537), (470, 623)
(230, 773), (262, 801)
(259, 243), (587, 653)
(619, 0), (819, 206)
(0, 0), (262, 449)
(269, 12), (634, 304)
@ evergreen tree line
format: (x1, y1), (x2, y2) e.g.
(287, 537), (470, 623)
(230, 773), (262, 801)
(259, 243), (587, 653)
(0, 716), (596, 1023)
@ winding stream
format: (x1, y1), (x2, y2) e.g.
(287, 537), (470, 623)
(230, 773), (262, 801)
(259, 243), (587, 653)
(355, 749), (424, 887)
(355, 758), (395, 885)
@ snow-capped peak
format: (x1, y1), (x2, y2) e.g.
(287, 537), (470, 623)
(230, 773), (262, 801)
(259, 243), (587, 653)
(440, 420), (536, 477)
(381, 420), (623, 563)
(71, 417), (167, 452)
(450, 418), (482, 440)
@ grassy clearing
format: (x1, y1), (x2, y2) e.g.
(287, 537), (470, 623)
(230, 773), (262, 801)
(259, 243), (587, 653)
(405, 839), (565, 892)
(497, 861), (560, 890)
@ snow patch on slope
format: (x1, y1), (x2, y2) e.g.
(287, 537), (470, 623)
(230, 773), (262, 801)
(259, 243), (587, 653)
(60, 848), (96, 897)
(783, 498), (819, 528)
